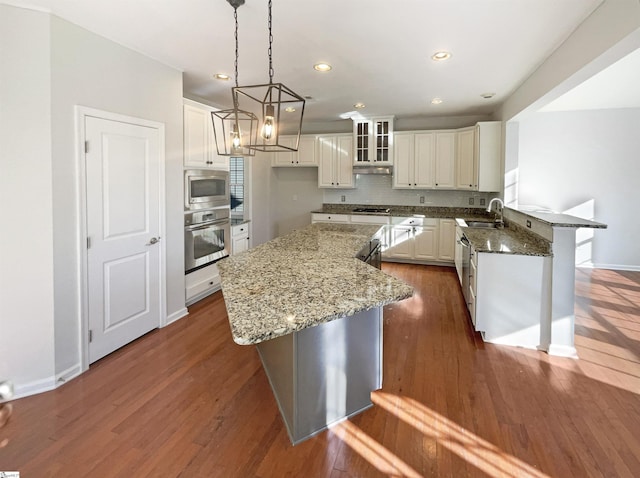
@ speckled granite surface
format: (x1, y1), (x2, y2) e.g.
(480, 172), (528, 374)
(460, 220), (552, 256)
(217, 223), (414, 345)
(514, 210), (607, 229)
(312, 203), (493, 220)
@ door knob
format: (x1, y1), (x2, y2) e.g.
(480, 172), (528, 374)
(146, 237), (161, 245)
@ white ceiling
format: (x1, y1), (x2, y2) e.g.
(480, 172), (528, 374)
(7, 0), (604, 123)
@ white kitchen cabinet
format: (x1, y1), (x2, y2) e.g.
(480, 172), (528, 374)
(471, 247), (550, 350)
(272, 135), (318, 167)
(438, 219), (456, 261)
(318, 135), (354, 188)
(456, 127), (476, 189)
(353, 116), (394, 165)
(475, 121), (502, 192)
(311, 213), (350, 223)
(185, 263), (220, 305)
(231, 223), (250, 255)
(384, 217), (439, 261)
(392, 132), (435, 189)
(183, 100), (229, 170)
(434, 131), (456, 189)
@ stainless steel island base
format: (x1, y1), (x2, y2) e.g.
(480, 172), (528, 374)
(256, 306), (383, 445)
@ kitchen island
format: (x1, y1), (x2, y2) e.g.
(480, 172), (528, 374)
(217, 223), (413, 444)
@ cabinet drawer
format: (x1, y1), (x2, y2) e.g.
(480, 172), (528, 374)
(349, 215), (390, 225)
(186, 264), (220, 301)
(390, 216), (438, 227)
(232, 224), (249, 237)
(311, 213), (350, 223)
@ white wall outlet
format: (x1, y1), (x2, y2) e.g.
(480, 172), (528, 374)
(419, 196), (425, 204)
(480, 198), (486, 206)
(469, 197), (475, 205)
(341, 195), (346, 202)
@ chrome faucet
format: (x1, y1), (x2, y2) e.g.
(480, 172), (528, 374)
(486, 197), (505, 228)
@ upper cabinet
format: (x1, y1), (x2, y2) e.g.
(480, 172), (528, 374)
(455, 127), (476, 189)
(475, 121), (502, 192)
(353, 116), (394, 166)
(393, 132), (435, 189)
(183, 99), (229, 170)
(391, 121), (501, 192)
(272, 135), (318, 167)
(318, 134), (354, 188)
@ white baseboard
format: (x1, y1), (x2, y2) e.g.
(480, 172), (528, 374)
(577, 262), (640, 272)
(13, 362), (83, 400)
(13, 375), (56, 400)
(165, 307), (189, 326)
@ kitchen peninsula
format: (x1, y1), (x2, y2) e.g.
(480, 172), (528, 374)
(217, 223), (413, 444)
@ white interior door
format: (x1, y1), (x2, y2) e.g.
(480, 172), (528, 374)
(85, 115), (162, 363)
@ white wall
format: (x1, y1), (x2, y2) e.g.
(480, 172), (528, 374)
(0, 6), (56, 393)
(272, 168), (324, 237)
(0, 5), (185, 395)
(518, 109), (640, 269)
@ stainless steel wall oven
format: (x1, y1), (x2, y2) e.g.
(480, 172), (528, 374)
(185, 208), (230, 273)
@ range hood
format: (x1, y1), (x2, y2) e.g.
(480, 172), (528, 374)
(352, 164), (393, 175)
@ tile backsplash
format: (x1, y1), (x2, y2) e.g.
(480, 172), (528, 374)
(324, 174), (498, 208)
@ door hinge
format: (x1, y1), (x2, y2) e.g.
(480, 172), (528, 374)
(89, 330), (93, 343)
(84, 141), (89, 153)
(87, 237), (91, 249)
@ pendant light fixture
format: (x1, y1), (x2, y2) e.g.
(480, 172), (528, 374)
(233, 0), (305, 152)
(211, 0), (258, 157)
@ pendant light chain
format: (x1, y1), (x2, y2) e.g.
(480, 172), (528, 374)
(234, 7), (239, 88)
(267, 0), (274, 84)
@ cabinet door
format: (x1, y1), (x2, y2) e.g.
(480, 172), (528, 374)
(335, 136), (354, 188)
(456, 128), (476, 189)
(297, 135), (317, 166)
(434, 132), (456, 188)
(273, 136), (298, 166)
(392, 133), (414, 188)
(476, 122), (502, 192)
(184, 104), (210, 168)
(438, 219), (456, 261)
(414, 133), (435, 188)
(413, 226), (438, 260)
(317, 136), (336, 187)
(386, 226), (413, 258)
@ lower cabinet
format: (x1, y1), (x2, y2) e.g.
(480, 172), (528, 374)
(438, 219), (456, 261)
(232, 223), (250, 255)
(185, 263), (220, 305)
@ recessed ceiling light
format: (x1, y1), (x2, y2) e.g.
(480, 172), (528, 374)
(431, 51), (452, 62)
(431, 97), (443, 105)
(354, 103), (366, 109)
(285, 107), (296, 113)
(480, 92), (496, 99)
(213, 73), (231, 80)
(313, 63), (332, 72)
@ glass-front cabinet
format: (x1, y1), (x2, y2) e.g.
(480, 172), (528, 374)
(352, 116), (394, 165)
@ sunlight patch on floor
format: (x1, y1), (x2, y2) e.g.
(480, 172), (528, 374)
(372, 392), (551, 478)
(329, 420), (422, 477)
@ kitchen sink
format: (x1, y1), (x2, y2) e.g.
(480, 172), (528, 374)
(465, 221), (501, 229)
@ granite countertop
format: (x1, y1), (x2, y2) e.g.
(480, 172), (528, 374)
(312, 203), (493, 220)
(231, 217), (250, 227)
(456, 219), (552, 256)
(217, 223), (414, 345)
(514, 210), (607, 229)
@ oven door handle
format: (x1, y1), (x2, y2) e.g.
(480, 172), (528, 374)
(185, 219), (229, 232)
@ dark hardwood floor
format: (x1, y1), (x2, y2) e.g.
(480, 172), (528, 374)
(2, 264), (640, 477)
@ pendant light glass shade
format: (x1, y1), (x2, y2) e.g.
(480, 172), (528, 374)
(211, 105), (258, 157)
(232, 82), (305, 152)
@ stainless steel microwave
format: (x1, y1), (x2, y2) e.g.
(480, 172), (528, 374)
(184, 169), (230, 210)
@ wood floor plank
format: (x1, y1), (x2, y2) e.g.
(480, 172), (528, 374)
(2, 264), (640, 477)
